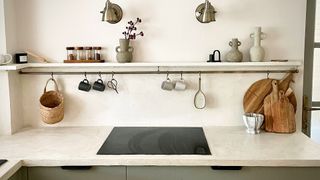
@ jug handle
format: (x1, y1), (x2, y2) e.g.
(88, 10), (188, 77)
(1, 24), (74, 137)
(115, 46), (121, 53)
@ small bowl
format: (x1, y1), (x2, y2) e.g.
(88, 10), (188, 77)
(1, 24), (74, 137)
(243, 113), (264, 134)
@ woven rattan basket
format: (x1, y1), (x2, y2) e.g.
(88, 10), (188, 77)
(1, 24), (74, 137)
(40, 78), (64, 124)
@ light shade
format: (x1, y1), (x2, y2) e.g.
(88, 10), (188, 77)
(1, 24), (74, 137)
(100, 0), (123, 24)
(195, 0), (216, 23)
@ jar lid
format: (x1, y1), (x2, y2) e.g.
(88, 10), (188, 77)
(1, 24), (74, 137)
(84, 47), (93, 50)
(66, 47), (75, 50)
(93, 47), (102, 50)
(75, 47), (84, 50)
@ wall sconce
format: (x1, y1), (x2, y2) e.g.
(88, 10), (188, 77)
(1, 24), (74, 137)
(195, 0), (217, 23)
(100, 0), (123, 24)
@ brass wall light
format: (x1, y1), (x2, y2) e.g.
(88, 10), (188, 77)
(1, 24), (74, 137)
(195, 0), (217, 23)
(100, 0), (123, 24)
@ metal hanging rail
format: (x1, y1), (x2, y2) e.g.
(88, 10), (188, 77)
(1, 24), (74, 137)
(19, 69), (299, 75)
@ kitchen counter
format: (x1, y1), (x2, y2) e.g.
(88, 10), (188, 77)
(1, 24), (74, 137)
(1, 126), (320, 179)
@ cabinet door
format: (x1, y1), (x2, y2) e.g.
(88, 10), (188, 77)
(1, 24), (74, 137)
(8, 168), (27, 180)
(28, 167), (126, 180)
(127, 166), (320, 180)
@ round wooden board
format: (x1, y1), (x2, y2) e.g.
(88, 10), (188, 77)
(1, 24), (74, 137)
(243, 79), (273, 113)
(243, 76), (296, 113)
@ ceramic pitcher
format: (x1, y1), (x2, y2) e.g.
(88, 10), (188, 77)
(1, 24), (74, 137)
(250, 27), (266, 62)
(225, 38), (243, 62)
(116, 39), (134, 63)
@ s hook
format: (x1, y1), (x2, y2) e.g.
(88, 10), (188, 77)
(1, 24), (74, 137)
(98, 72), (102, 79)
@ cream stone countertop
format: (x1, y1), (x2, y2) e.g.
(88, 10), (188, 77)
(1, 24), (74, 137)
(1, 126), (320, 179)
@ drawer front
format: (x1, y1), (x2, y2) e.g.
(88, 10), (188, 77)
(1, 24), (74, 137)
(127, 166), (320, 180)
(28, 167), (126, 180)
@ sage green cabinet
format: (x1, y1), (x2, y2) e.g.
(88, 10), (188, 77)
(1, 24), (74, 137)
(27, 167), (126, 180)
(127, 166), (320, 180)
(9, 166), (320, 180)
(8, 168), (27, 180)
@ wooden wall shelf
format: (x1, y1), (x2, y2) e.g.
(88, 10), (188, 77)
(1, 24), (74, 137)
(0, 61), (302, 75)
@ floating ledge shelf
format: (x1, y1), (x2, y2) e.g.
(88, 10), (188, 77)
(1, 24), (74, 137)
(0, 61), (302, 74)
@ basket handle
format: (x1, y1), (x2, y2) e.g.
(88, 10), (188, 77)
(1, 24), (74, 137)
(44, 78), (60, 93)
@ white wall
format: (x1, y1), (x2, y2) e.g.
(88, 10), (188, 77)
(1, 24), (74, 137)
(0, 0), (6, 53)
(4, 0), (17, 54)
(4, 0), (307, 128)
(0, 72), (12, 134)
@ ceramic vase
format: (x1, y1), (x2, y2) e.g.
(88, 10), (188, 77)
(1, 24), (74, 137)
(250, 27), (266, 62)
(226, 38), (243, 62)
(116, 39), (134, 63)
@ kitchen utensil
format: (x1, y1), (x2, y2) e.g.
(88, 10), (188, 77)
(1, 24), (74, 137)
(78, 73), (91, 92)
(93, 73), (106, 92)
(161, 73), (175, 91)
(271, 59), (288, 62)
(40, 77), (64, 124)
(25, 50), (48, 63)
(194, 73), (206, 109)
(286, 87), (297, 113)
(264, 80), (296, 133)
(107, 73), (119, 94)
(93, 79), (105, 91)
(207, 50), (221, 63)
(243, 73), (294, 113)
(174, 73), (187, 91)
(272, 91), (296, 133)
(243, 113), (264, 134)
(264, 80), (279, 132)
(0, 54), (12, 65)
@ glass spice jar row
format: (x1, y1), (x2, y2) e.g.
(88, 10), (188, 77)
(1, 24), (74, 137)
(66, 47), (102, 61)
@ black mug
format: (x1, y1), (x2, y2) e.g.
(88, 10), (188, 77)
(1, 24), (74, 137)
(78, 79), (91, 92)
(93, 79), (105, 92)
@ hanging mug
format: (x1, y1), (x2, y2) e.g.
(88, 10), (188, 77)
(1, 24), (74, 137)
(78, 79), (91, 92)
(174, 74), (187, 91)
(93, 79), (106, 92)
(161, 74), (175, 91)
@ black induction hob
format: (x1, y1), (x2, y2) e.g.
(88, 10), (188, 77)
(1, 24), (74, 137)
(97, 127), (211, 155)
(0, 159), (7, 166)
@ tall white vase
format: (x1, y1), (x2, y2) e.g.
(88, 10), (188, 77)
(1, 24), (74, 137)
(250, 27), (266, 62)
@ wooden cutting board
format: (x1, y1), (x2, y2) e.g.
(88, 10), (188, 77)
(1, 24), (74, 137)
(264, 80), (296, 133)
(243, 73), (294, 113)
(264, 80), (278, 132)
(272, 90), (296, 133)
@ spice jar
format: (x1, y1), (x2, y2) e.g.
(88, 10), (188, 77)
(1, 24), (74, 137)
(84, 47), (93, 60)
(75, 47), (84, 60)
(66, 47), (75, 60)
(94, 47), (102, 60)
